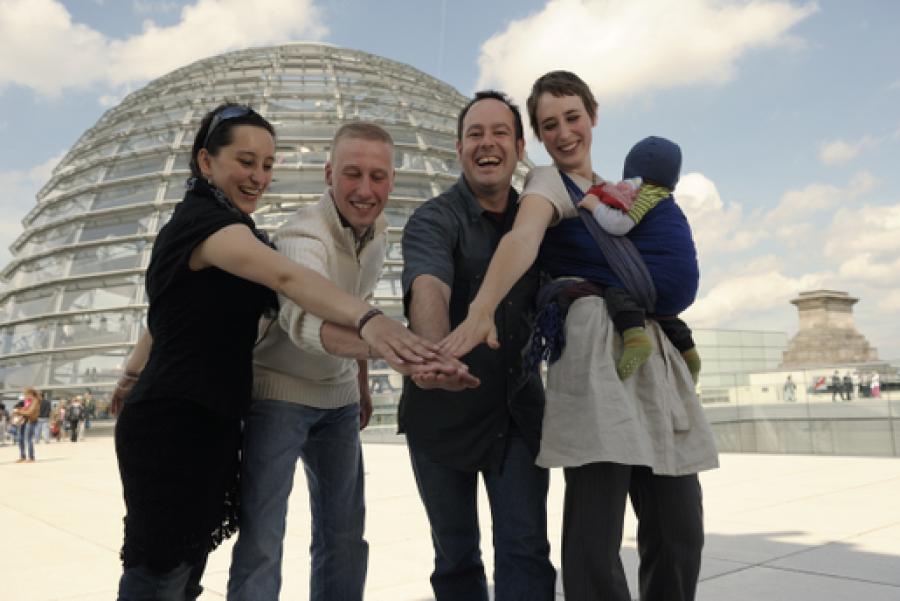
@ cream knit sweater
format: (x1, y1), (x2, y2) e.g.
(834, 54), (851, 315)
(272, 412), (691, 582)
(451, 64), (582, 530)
(251, 190), (387, 409)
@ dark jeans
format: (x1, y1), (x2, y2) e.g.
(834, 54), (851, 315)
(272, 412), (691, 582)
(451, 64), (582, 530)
(562, 462), (704, 601)
(18, 422), (35, 460)
(228, 401), (367, 601)
(117, 557), (207, 601)
(407, 436), (556, 601)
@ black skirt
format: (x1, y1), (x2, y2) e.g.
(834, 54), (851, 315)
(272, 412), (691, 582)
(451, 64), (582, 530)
(115, 397), (241, 572)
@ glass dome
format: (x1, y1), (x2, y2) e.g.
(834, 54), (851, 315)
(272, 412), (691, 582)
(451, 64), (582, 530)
(0, 43), (532, 409)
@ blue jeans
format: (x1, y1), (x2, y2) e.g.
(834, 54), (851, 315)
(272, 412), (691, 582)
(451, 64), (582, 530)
(117, 557), (206, 601)
(408, 436), (556, 601)
(18, 421), (35, 460)
(228, 400), (368, 601)
(34, 418), (49, 443)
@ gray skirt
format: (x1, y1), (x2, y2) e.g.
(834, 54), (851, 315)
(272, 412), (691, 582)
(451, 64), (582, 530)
(537, 296), (719, 476)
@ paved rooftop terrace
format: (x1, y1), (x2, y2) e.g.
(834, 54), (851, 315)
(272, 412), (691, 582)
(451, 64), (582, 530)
(2, 427), (899, 600)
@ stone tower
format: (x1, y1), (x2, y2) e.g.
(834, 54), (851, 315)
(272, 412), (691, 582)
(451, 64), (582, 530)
(780, 290), (878, 367)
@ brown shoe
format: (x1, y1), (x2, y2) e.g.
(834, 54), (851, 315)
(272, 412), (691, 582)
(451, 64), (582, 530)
(26, 458), (35, 462)
(16, 458), (26, 463)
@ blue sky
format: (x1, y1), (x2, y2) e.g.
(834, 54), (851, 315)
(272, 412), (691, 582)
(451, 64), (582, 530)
(1, 0), (899, 358)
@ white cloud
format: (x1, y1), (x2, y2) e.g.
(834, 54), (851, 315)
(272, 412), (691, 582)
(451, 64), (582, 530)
(0, 154), (64, 266)
(766, 171), (876, 227)
(675, 172), (762, 254)
(818, 136), (876, 166)
(683, 268), (828, 328)
(824, 202), (900, 289)
(677, 171), (900, 355)
(475, 0), (817, 106)
(0, 0), (327, 97)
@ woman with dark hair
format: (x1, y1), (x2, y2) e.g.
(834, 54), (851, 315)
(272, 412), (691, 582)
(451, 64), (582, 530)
(442, 73), (718, 601)
(111, 103), (458, 600)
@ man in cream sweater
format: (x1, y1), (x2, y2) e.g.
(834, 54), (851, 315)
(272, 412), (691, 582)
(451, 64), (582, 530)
(228, 123), (394, 601)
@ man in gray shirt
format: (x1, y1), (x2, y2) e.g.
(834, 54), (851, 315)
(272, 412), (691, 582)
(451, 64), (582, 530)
(400, 91), (555, 600)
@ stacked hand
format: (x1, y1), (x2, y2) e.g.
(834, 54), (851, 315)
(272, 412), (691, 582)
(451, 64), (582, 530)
(360, 314), (477, 387)
(438, 304), (498, 359)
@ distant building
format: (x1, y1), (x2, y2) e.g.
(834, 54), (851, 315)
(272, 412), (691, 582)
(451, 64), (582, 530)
(694, 328), (789, 404)
(781, 290), (878, 367)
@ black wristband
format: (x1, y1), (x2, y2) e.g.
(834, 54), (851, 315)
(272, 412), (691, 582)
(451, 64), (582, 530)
(356, 308), (384, 338)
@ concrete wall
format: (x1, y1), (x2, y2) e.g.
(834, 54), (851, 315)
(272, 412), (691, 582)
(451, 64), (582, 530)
(705, 400), (900, 456)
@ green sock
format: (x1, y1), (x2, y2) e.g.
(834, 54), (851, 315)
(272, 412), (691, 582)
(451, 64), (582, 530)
(618, 327), (652, 380)
(682, 347), (701, 383)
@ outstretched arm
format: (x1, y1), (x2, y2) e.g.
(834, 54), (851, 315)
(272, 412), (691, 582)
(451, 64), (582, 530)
(440, 194), (554, 357)
(191, 224), (440, 374)
(407, 274), (479, 391)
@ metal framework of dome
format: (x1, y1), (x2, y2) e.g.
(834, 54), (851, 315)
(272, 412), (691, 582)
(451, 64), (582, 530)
(0, 43), (531, 406)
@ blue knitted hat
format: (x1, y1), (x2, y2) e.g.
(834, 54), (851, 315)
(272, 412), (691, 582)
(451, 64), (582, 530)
(623, 136), (682, 190)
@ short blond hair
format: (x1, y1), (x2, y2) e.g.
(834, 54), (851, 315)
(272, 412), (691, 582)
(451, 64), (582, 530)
(331, 122), (394, 152)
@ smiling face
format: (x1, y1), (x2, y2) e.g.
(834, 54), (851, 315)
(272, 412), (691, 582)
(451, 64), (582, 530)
(535, 92), (596, 178)
(457, 98), (525, 203)
(198, 124), (275, 215)
(325, 137), (394, 237)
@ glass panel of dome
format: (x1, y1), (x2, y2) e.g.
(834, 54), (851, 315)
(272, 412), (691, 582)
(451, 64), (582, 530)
(386, 241), (403, 261)
(31, 194), (94, 227)
(142, 108), (189, 129)
(70, 241), (145, 276)
(5, 321), (52, 353)
(55, 312), (137, 349)
(49, 348), (129, 386)
(268, 170), (322, 195)
(157, 209), (174, 228)
(60, 278), (140, 312)
(67, 140), (120, 168)
(92, 182), (158, 211)
(383, 127), (418, 145)
(104, 155), (167, 182)
(269, 98), (335, 112)
(51, 166), (103, 195)
(416, 113), (456, 131)
(164, 176), (189, 199)
(79, 211), (153, 242)
(392, 180), (433, 199)
(19, 222), (80, 255)
(276, 123), (336, 139)
(420, 131), (456, 151)
(13, 255), (68, 288)
(395, 151), (426, 171)
(427, 156), (460, 176)
(9, 287), (57, 321)
(172, 151), (191, 171)
(383, 207), (414, 227)
(276, 148), (329, 167)
(0, 355), (49, 391)
(343, 102), (407, 124)
(117, 130), (177, 153)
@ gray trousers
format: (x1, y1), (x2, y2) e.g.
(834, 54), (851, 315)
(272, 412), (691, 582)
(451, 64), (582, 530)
(562, 462), (703, 601)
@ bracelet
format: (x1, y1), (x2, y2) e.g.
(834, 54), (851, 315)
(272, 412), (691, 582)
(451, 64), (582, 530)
(356, 308), (384, 338)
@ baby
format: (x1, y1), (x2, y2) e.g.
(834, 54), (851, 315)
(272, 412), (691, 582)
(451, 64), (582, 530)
(577, 136), (700, 381)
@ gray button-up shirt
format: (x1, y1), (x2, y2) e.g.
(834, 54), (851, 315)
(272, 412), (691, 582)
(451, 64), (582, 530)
(398, 176), (545, 472)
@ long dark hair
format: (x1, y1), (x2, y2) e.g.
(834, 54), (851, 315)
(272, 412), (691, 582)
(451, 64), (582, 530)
(189, 103), (275, 179)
